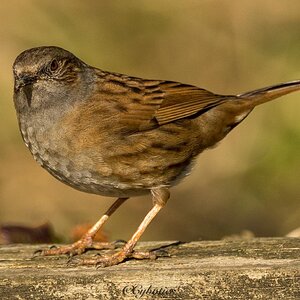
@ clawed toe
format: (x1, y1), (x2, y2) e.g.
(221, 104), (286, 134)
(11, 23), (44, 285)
(130, 250), (157, 260)
(32, 240), (90, 258)
(32, 244), (59, 258)
(90, 241), (122, 250)
(151, 249), (170, 258)
(33, 249), (43, 256)
(74, 249), (160, 268)
(31, 239), (129, 259)
(32, 249), (43, 258)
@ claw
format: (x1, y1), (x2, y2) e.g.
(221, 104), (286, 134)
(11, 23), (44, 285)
(32, 244), (60, 258)
(152, 249), (170, 257)
(33, 249), (43, 255)
(32, 249), (44, 258)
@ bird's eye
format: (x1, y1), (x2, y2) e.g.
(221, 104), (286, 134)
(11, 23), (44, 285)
(50, 59), (59, 72)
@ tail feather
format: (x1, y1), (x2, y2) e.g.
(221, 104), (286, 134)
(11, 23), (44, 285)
(238, 80), (300, 106)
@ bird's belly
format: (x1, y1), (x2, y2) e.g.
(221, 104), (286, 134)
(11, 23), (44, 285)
(19, 124), (150, 197)
(33, 150), (150, 198)
(44, 165), (151, 198)
(32, 149), (150, 197)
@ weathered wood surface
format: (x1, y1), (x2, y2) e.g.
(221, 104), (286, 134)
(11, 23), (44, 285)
(0, 238), (299, 300)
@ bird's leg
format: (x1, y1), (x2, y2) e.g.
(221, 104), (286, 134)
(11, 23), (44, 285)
(36, 197), (128, 257)
(80, 187), (170, 267)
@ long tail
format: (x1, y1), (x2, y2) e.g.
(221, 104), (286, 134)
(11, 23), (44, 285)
(237, 80), (300, 106)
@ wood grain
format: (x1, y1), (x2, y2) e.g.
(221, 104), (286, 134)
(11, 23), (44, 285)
(0, 238), (299, 299)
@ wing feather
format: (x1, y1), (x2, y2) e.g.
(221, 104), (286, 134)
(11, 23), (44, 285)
(101, 72), (229, 129)
(154, 82), (227, 125)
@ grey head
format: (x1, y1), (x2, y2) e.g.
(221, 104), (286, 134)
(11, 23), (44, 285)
(13, 46), (92, 115)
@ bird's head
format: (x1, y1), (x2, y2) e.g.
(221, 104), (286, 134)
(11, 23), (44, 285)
(13, 46), (88, 112)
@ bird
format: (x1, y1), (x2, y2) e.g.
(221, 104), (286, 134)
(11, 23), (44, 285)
(13, 46), (300, 267)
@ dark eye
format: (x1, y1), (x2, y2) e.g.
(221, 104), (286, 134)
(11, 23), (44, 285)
(50, 59), (59, 72)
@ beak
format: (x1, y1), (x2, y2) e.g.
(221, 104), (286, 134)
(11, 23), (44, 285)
(14, 74), (36, 107)
(14, 74), (36, 92)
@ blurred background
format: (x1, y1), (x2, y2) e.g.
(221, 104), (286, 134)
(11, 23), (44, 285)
(0, 0), (299, 243)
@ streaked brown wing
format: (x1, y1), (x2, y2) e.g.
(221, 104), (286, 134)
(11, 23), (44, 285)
(154, 81), (227, 125)
(103, 72), (229, 130)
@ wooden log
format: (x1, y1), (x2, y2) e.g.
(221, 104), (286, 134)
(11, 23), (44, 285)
(0, 238), (299, 299)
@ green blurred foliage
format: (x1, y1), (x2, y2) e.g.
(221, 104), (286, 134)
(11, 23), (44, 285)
(0, 0), (299, 242)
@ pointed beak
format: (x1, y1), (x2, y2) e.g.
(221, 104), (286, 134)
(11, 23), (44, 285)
(14, 74), (36, 92)
(14, 74), (36, 107)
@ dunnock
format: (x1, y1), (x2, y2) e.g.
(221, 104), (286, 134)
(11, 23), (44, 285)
(13, 46), (300, 267)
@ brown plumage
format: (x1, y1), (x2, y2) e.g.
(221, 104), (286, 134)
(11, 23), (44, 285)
(13, 46), (300, 267)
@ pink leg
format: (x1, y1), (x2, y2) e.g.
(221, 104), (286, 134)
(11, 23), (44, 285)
(80, 188), (170, 267)
(37, 197), (128, 257)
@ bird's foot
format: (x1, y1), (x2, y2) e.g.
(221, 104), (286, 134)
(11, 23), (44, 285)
(71, 249), (158, 268)
(67, 241), (179, 267)
(33, 238), (126, 258)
